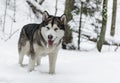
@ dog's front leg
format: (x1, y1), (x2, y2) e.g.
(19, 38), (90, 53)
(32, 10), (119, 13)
(48, 53), (57, 74)
(36, 56), (41, 66)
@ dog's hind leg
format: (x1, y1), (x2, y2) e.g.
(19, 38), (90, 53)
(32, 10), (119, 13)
(18, 51), (24, 66)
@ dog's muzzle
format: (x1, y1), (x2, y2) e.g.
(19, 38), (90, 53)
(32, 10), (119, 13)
(48, 35), (54, 46)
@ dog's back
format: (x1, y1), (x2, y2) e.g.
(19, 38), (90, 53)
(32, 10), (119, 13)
(18, 24), (39, 53)
(20, 24), (39, 40)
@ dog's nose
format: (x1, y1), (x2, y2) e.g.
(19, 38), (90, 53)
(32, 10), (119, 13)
(48, 35), (53, 40)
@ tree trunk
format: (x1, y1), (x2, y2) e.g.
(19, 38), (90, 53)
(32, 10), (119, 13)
(62, 0), (75, 49)
(13, 0), (16, 22)
(54, 0), (58, 16)
(3, 0), (8, 32)
(110, 0), (117, 36)
(78, 2), (83, 50)
(97, 0), (108, 52)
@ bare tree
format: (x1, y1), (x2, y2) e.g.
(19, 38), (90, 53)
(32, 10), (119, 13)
(54, 0), (58, 16)
(13, 0), (16, 22)
(78, 2), (83, 50)
(97, 0), (108, 52)
(3, 0), (8, 32)
(110, 0), (117, 36)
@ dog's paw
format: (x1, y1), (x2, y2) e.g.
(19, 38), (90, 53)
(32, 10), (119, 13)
(49, 71), (55, 75)
(28, 69), (34, 72)
(28, 67), (34, 72)
(18, 63), (24, 67)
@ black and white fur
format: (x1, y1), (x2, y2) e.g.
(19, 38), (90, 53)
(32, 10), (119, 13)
(18, 11), (66, 74)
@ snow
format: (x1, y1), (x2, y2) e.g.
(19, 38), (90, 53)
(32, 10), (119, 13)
(0, 0), (120, 83)
(0, 37), (120, 83)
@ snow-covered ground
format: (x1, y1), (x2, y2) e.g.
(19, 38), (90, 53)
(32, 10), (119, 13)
(0, 36), (120, 83)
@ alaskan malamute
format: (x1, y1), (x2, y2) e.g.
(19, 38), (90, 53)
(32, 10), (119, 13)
(18, 11), (66, 74)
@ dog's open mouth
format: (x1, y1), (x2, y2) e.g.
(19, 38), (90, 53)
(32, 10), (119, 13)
(48, 40), (54, 46)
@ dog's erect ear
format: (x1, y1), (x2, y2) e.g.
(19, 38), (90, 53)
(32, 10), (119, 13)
(60, 14), (66, 24)
(42, 11), (49, 21)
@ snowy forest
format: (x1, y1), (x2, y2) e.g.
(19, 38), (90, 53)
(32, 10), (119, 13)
(0, 0), (120, 52)
(0, 0), (120, 83)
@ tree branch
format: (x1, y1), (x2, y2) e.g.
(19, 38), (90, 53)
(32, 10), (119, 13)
(39, 0), (45, 5)
(82, 34), (120, 46)
(5, 29), (19, 41)
(72, 30), (120, 46)
(26, 0), (44, 15)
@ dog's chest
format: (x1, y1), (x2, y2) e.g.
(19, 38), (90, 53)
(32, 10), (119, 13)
(33, 43), (57, 56)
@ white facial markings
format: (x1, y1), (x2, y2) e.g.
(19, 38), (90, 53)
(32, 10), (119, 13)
(46, 24), (56, 41)
(41, 23), (65, 45)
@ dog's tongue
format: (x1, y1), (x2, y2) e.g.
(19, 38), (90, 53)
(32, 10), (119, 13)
(48, 40), (54, 46)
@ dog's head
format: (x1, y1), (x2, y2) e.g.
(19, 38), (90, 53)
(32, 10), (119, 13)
(41, 11), (66, 46)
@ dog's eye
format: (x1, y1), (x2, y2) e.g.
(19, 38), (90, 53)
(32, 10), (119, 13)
(54, 28), (58, 31)
(47, 27), (50, 30)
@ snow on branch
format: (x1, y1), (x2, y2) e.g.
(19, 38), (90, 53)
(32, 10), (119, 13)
(26, 0), (44, 15)
(39, 0), (45, 5)
(72, 30), (120, 46)
(82, 34), (120, 46)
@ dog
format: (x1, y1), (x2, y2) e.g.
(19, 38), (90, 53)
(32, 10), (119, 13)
(18, 11), (66, 74)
